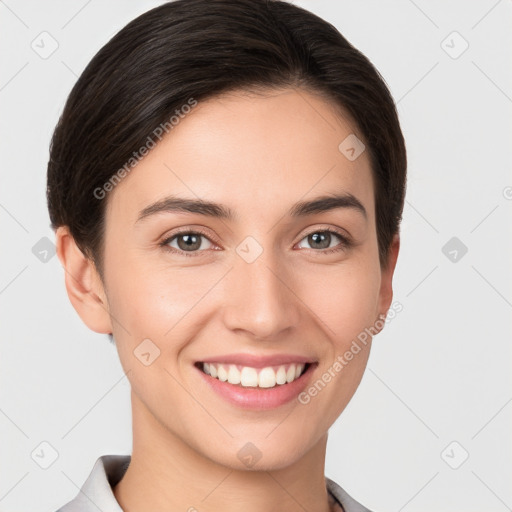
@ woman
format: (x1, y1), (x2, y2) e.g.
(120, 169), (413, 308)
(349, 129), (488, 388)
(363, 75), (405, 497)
(47, 0), (406, 510)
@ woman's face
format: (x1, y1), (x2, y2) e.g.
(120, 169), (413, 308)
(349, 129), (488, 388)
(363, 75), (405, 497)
(100, 87), (397, 470)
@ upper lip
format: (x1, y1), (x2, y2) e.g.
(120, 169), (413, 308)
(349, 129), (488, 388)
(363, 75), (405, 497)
(198, 353), (316, 368)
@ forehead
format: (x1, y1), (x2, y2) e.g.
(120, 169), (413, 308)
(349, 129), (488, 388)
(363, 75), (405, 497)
(106, 87), (375, 225)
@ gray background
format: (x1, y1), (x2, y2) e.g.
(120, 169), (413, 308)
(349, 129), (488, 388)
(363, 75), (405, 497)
(1, 1), (511, 511)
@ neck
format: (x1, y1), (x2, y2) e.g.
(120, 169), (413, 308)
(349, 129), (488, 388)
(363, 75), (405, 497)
(113, 392), (333, 512)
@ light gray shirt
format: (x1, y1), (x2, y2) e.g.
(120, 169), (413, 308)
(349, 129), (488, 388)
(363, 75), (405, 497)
(56, 454), (372, 512)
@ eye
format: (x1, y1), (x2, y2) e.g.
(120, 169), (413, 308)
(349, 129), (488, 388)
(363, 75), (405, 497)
(296, 229), (352, 254)
(160, 229), (216, 257)
(159, 227), (352, 258)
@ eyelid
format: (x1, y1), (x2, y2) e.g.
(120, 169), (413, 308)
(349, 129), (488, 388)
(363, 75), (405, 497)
(161, 226), (220, 246)
(299, 224), (352, 242)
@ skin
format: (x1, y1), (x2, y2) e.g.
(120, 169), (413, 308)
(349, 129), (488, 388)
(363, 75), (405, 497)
(56, 87), (399, 512)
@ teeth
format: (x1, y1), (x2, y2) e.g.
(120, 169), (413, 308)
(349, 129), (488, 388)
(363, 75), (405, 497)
(202, 362), (307, 388)
(258, 367), (276, 388)
(276, 365), (287, 385)
(241, 367), (258, 387)
(227, 364), (241, 385)
(217, 365), (228, 382)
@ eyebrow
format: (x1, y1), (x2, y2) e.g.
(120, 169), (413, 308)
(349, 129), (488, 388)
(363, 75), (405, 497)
(136, 192), (367, 224)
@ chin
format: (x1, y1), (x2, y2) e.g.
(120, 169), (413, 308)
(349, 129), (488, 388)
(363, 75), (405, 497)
(197, 432), (319, 472)
(218, 449), (305, 472)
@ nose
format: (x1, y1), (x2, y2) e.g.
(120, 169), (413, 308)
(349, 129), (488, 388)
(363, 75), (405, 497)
(221, 247), (302, 341)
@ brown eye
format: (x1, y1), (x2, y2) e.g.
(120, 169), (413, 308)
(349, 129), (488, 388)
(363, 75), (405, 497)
(297, 229), (351, 254)
(175, 233), (203, 251)
(307, 232), (332, 249)
(161, 230), (215, 256)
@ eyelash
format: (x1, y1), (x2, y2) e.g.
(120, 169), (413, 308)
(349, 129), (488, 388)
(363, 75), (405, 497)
(159, 227), (352, 258)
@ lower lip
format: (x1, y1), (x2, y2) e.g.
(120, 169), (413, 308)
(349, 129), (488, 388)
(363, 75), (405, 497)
(196, 364), (316, 410)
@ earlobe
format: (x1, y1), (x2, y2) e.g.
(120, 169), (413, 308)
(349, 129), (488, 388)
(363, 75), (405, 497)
(55, 226), (113, 334)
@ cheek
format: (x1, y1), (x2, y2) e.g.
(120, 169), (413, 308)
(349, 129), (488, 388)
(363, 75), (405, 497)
(297, 269), (377, 426)
(297, 259), (381, 343)
(104, 249), (231, 355)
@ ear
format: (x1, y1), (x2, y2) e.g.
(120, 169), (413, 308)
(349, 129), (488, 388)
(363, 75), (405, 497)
(376, 233), (400, 331)
(55, 226), (113, 334)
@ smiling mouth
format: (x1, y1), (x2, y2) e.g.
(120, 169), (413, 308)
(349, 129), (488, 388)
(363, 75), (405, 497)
(195, 362), (312, 389)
